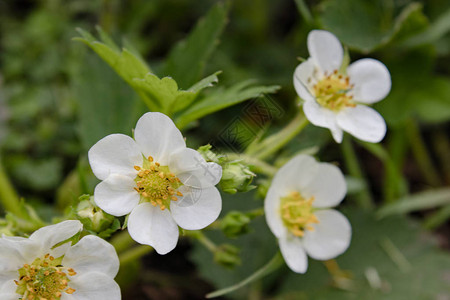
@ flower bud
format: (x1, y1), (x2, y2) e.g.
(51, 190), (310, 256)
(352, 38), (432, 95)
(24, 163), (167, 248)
(214, 244), (241, 269)
(76, 195), (117, 236)
(198, 144), (256, 194)
(220, 211), (250, 238)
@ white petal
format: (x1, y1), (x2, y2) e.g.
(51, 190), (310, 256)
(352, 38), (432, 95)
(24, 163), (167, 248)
(303, 100), (343, 143)
(68, 272), (121, 300)
(307, 30), (343, 74)
(271, 154), (319, 192)
(0, 280), (19, 300)
(29, 220), (83, 255)
(62, 235), (119, 278)
(264, 182), (286, 239)
(169, 148), (222, 188)
(0, 272), (16, 293)
(279, 235), (308, 274)
(303, 209), (352, 260)
(348, 58), (391, 104)
(134, 112), (186, 165)
(127, 203), (179, 255)
(171, 186), (221, 230)
(336, 105), (386, 143)
(0, 237), (37, 270)
(88, 134), (142, 181)
(264, 155), (319, 238)
(94, 174), (140, 217)
(303, 163), (347, 208)
(293, 59), (315, 102)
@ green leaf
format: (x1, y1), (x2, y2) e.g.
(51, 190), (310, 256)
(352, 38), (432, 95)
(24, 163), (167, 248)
(375, 47), (450, 126)
(74, 28), (158, 111)
(71, 52), (143, 150)
(276, 210), (450, 300)
(190, 192), (279, 299)
(319, 1), (428, 52)
(163, 1), (230, 89)
(377, 188), (450, 218)
(132, 71), (220, 115)
(401, 6), (450, 47)
(175, 81), (280, 129)
(75, 28), (151, 84)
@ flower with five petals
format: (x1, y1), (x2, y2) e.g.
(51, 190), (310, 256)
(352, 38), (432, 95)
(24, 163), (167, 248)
(0, 220), (120, 300)
(264, 154), (351, 273)
(294, 30), (391, 143)
(88, 112), (222, 254)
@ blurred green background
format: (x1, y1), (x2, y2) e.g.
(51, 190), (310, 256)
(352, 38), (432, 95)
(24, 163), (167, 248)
(0, 0), (449, 299)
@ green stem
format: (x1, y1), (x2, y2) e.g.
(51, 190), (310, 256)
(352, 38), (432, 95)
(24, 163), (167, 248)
(431, 129), (450, 185)
(111, 231), (135, 253)
(294, 0), (314, 25)
(246, 112), (309, 160)
(385, 127), (409, 203)
(119, 245), (153, 265)
(405, 118), (441, 186)
(340, 137), (374, 209)
(225, 153), (277, 177)
(0, 159), (26, 218)
(189, 230), (218, 252)
(357, 140), (407, 204)
(206, 252), (284, 298)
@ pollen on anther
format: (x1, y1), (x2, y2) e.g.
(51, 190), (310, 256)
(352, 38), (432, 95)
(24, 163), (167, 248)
(148, 156), (154, 162)
(134, 166), (141, 171)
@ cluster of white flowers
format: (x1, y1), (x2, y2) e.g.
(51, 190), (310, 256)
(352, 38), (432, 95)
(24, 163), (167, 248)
(0, 221), (120, 300)
(294, 30), (391, 143)
(2, 28), (391, 297)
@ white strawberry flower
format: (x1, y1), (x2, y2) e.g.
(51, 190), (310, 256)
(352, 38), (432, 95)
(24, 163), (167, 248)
(264, 154), (351, 273)
(0, 220), (120, 300)
(294, 30), (391, 143)
(88, 112), (222, 255)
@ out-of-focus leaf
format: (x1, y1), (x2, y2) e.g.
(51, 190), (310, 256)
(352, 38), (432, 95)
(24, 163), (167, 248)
(190, 192), (278, 300)
(275, 210), (450, 300)
(175, 81), (280, 129)
(10, 157), (62, 191)
(375, 46), (450, 126)
(71, 52), (142, 150)
(401, 6), (450, 48)
(319, 1), (427, 52)
(163, 1), (230, 89)
(377, 188), (450, 218)
(74, 28), (158, 111)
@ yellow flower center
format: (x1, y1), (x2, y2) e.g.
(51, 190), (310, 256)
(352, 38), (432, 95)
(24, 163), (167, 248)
(280, 191), (319, 237)
(134, 156), (183, 210)
(15, 253), (76, 300)
(311, 69), (356, 111)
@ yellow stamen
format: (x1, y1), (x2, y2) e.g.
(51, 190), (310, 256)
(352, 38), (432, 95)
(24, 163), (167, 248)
(134, 156), (183, 210)
(312, 69), (355, 111)
(280, 191), (319, 237)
